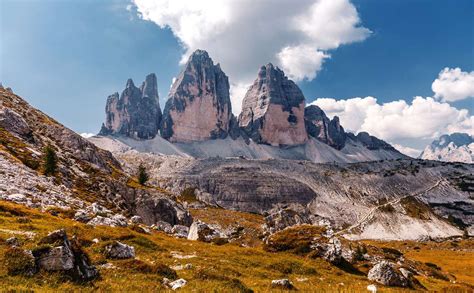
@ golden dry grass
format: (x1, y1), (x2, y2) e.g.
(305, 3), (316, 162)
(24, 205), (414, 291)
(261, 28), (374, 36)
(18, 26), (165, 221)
(0, 200), (473, 292)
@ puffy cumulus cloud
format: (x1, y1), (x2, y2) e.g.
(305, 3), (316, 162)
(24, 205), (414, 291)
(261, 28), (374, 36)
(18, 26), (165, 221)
(432, 68), (474, 102)
(132, 0), (370, 112)
(277, 45), (330, 81)
(392, 144), (422, 158)
(310, 96), (474, 142)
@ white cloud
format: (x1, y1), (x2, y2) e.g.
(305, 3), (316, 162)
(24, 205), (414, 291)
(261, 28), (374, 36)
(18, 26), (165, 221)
(277, 45), (330, 81)
(132, 0), (371, 113)
(80, 133), (96, 138)
(392, 144), (422, 158)
(432, 67), (474, 102)
(310, 96), (474, 142)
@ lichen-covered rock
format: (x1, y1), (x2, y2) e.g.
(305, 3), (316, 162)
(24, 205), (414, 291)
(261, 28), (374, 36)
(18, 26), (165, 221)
(134, 195), (192, 227)
(368, 261), (409, 287)
(87, 214), (128, 227)
(304, 105), (346, 150)
(100, 73), (162, 139)
(323, 238), (343, 264)
(239, 63), (307, 146)
(104, 241), (135, 259)
(0, 108), (32, 139)
(161, 50), (232, 142)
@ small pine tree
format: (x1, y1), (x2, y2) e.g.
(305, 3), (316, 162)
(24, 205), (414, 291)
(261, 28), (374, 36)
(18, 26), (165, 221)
(43, 145), (57, 176)
(138, 164), (149, 186)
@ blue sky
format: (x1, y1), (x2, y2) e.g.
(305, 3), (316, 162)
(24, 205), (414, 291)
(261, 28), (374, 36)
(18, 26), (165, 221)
(1, 0), (473, 154)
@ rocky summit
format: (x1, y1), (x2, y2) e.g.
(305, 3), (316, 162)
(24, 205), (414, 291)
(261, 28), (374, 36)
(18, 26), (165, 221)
(304, 105), (346, 150)
(161, 50), (233, 142)
(238, 63), (308, 146)
(99, 73), (162, 139)
(420, 132), (473, 163)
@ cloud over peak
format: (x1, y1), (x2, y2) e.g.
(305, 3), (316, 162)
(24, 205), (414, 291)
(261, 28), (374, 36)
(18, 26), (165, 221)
(133, 0), (371, 112)
(311, 96), (473, 143)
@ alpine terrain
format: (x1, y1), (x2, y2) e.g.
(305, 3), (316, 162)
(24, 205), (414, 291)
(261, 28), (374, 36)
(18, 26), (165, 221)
(0, 50), (473, 292)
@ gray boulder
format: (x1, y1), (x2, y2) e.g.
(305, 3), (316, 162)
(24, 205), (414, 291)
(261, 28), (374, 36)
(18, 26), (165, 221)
(33, 229), (98, 280)
(368, 261), (409, 287)
(271, 279), (294, 289)
(104, 241), (135, 259)
(0, 108), (32, 139)
(171, 225), (189, 238)
(187, 220), (220, 242)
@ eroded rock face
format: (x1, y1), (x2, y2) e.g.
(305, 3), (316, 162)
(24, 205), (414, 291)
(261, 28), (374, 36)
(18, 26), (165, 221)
(304, 105), (346, 150)
(0, 108), (32, 139)
(239, 64), (307, 146)
(161, 50), (232, 142)
(100, 73), (162, 139)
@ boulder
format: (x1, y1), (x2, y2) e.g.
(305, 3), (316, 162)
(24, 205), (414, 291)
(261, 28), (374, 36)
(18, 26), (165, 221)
(33, 229), (98, 280)
(368, 261), (409, 287)
(271, 279), (294, 289)
(323, 238), (343, 264)
(130, 215), (143, 224)
(187, 220), (220, 242)
(161, 50), (233, 142)
(87, 214), (128, 227)
(153, 220), (173, 233)
(104, 241), (135, 259)
(171, 225), (189, 238)
(99, 73), (162, 139)
(0, 108), (32, 139)
(239, 63), (307, 146)
(165, 278), (187, 290)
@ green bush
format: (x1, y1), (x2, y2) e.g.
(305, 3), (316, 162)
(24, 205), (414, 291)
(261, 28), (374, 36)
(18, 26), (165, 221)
(43, 145), (57, 176)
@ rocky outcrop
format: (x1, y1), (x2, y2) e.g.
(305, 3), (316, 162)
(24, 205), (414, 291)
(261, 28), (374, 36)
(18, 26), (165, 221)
(161, 50), (232, 142)
(100, 73), (162, 139)
(368, 261), (409, 287)
(304, 105), (346, 150)
(238, 63), (307, 146)
(347, 132), (398, 152)
(33, 229), (98, 281)
(0, 108), (32, 139)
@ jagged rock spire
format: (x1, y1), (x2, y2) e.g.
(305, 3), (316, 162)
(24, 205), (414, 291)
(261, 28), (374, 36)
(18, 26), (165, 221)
(161, 49), (232, 142)
(99, 74), (162, 139)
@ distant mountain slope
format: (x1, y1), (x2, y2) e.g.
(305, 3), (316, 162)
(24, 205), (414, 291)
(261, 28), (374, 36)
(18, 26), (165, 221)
(89, 134), (407, 163)
(420, 133), (473, 163)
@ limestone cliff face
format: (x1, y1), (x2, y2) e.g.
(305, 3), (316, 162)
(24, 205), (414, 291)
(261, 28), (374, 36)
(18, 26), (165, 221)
(161, 50), (232, 142)
(304, 105), (346, 150)
(99, 74), (162, 139)
(238, 64), (307, 146)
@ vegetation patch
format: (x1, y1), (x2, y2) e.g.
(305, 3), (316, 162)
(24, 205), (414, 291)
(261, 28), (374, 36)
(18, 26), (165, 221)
(264, 225), (326, 254)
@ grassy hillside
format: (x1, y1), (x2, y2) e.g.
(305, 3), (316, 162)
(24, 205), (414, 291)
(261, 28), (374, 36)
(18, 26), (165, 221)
(1, 200), (473, 292)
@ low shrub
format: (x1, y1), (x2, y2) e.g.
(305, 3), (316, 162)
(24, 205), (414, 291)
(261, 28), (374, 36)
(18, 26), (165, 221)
(263, 225), (325, 254)
(4, 247), (36, 276)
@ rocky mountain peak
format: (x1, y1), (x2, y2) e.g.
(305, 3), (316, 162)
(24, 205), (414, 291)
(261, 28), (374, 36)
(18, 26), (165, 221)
(140, 73), (159, 101)
(99, 74), (162, 139)
(161, 49), (232, 142)
(238, 64), (307, 146)
(304, 105), (346, 150)
(420, 132), (473, 163)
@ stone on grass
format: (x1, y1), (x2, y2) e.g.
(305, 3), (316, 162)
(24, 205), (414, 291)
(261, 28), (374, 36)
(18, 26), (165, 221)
(368, 261), (408, 287)
(104, 241), (135, 259)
